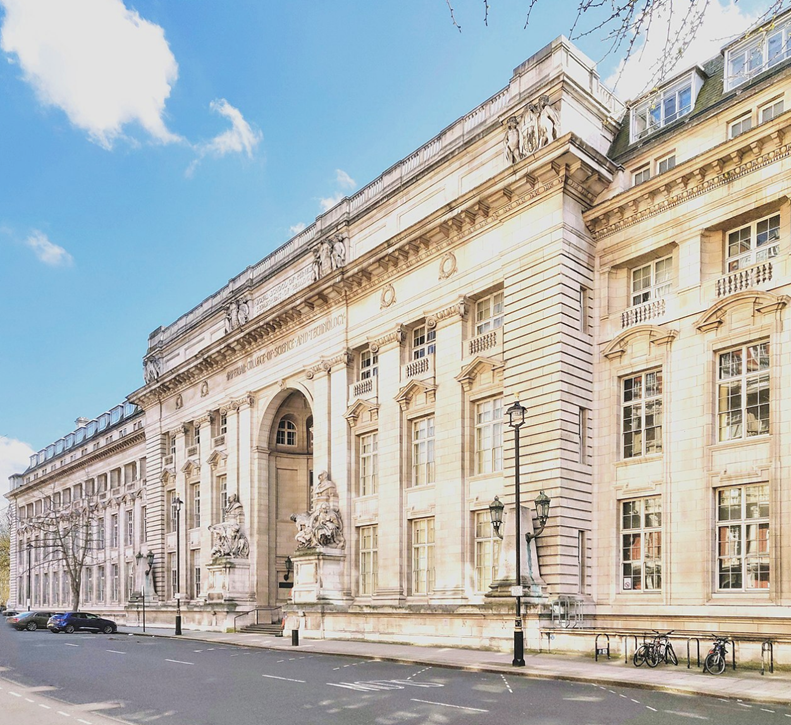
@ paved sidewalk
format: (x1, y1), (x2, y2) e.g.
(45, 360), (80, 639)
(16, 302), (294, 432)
(121, 625), (791, 706)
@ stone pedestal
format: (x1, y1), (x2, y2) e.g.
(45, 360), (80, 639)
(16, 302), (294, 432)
(487, 504), (546, 601)
(291, 548), (350, 604)
(205, 558), (254, 603)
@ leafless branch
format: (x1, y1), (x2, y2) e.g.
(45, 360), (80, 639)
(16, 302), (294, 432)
(446, 0), (462, 32)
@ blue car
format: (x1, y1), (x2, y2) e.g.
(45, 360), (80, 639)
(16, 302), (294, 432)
(47, 612), (117, 634)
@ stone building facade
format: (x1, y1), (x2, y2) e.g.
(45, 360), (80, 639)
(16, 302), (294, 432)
(7, 16), (791, 652)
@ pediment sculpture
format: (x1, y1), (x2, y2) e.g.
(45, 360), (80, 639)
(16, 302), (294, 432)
(143, 356), (162, 384)
(504, 95), (560, 163)
(225, 298), (250, 333)
(208, 494), (250, 559)
(290, 470), (345, 549)
(311, 236), (346, 281)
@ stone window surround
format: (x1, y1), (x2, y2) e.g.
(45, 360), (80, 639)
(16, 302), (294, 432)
(621, 368), (664, 460)
(464, 370), (504, 481)
(620, 495), (663, 593)
(716, 340), (771, 443)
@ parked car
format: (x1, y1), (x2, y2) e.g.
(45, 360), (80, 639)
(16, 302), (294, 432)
(2, 610), (19, 618)
(47, 612), (117, 634)
(7, 611), (59, 631)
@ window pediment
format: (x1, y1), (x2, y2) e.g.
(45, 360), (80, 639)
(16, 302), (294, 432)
(206, 449), (227, 469)
(395, 379), (437, 412)
(344, 399), (379, 428)
(455, 356), (504, 392)
(695, 290), (788, 332)
(181, 459), (200, 477)
(603, 325), (678, 360)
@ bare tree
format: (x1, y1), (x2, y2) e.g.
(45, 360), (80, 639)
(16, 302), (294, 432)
(445, 0), (791, 92)
(19, 491), (101, 611)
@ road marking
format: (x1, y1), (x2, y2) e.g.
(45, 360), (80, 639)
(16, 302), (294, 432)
(106, 650), (125, 654)
(619, 694), (627, 698)
(165, 659), (194, 665)
(25, 697), (34, 702)
(500, 675), (513, 694)
(647, 706), (657, 712)
(761, 709), (775, 713)
(737, 703), (753, 708)
(39, 704), (51, 710)
(411, 699), (489, 713)
(9, 692), (21, 697)
(65, 644), (79, 647)
(77, 720), (93, 724)
(631, 699), (640, 703)
(57, 711), (71, 717)
(663, 711), (708, 720)
(262, 675), (306, 683)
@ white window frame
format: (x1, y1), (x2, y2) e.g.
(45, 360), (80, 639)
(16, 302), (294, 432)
(621, 496), (662, 592)
(631, 75), (694, 141)
(717, 342), (770, 442)
(729, 113), (753, 139)
(474, 397), (503, 475)
(411, 417), (435, 486)
(630, 256), (672, 306)
(716, 484), (770, 590)
(622, 369), (663, 459)
(359, 347), (378, 380)
(760, 98), (784, 124)
(192, 483), (201, 529)
(725, 213), (780, 272)
(358, 432), (378, 497)
(632, 165), (651, 186)
(726, 23), (791, 91)
(358, 525), (378, 596)
(411, 517), (435, 595)
(411, 325), (436, 360)
(276, 418), (297, 446)
(126, 510), (134, 546)
(475, 291), (504, 335)
(474, 510), (500, 593)
(656, 153), (676, 175)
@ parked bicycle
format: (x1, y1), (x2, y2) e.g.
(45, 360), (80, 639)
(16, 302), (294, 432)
(704, 636), (729, 675)
(633, 630), (678, 667)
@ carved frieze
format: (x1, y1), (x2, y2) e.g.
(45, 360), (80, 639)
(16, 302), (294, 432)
(143, 356), (162, 384)
(312, 235), (346, 281)
(224, 298), (250, 333)
(504, 95), (560, 163)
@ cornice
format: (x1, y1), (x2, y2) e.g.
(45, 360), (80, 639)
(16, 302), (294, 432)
(588, 121), (791, 240)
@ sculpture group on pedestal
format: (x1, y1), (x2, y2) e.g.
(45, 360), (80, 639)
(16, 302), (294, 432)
(290, 471), (345, 550)
(208, 494), (250, 559)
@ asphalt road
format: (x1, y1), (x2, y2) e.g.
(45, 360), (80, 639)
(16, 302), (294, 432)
(1, 624), (789, 725)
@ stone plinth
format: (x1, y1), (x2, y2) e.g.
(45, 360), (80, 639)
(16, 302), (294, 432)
(205, 558), (254, 604)
(291, 548), (350, 604)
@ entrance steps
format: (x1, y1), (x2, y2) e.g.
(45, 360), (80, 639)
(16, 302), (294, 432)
(240, 622), (283, 636)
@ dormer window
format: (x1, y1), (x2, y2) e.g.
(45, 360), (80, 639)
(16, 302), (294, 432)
(726, 21), (791, 91)
(630, 75), (695, 142)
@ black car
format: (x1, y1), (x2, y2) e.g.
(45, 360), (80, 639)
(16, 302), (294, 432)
(2, 609), (19, 618)
(8, 610), (59, 631)
(48, 612), (117, 634)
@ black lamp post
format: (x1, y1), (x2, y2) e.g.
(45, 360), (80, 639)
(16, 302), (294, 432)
(26, 542), (33, 611)
(174, 497), (183, 636)
(507, 400), (526, 666)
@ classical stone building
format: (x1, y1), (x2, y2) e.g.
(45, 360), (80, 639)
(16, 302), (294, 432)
(8, 15), (791, 653)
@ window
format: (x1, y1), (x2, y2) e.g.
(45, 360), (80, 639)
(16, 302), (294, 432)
(218, 476), (228, 520)
(111, 563), (119, 601)
(411, 325), (436, 360)
(192, 483), (201, 529)
(474, 511), (501, 592)
(717, 484), (769, 590)
(622, 370), (663, 458)
(126, 510), (134, 546)
(97, 566), (105, 601)
(656, 154), (676, 175)
(475, 398), (503, 474)
(632, 166), (651, 186)
(170, 433), (176, 458)
(730, 113), (753, 139)
(194, 424), (201, 447)
(579, 407), (589, 465)
(192, 550), (201, 598)
(359, 348), (378, 380)
(110, 514), (119, 548)
(411, 417), (435, 486)
(141, 507), (147, 543)
(168, 490), (179, 533)
(718, 342), (770, 442)
(220, 412), (228, 436)
(578, 530), (587, 594)
(631, 77), (693, 140)
(726, 214), (780, 272)
(127, 564), (135, 600)
(621, 497), (662, 591)
(761, 99), (784, 123)
(96, 517), (105, 549)
(169, 553), (177, 599)
(727, 24), (791, 90)
(579, 286), (590, 335)
(631, 256), (672, 306)
(84, 568), (93, 602)
(276, 418), (297, 446)
(412, 518), (435, 594)
(358, 525), (378, 595)
(42, 573), (49, 605)
(475, 291), (504, 335)
(359, 433), (378, 496)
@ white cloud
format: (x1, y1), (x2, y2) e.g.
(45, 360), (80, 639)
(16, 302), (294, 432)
(605, 0), (759, 101)
(186, 98), (262, 176)
(24, 230), (73, 267)
(319, 193), (343, 213)
(0, 436), (34, 500)
(0, 0), (181, 149)
(335, 168), (356, 190)
(289, 222), (306, 235)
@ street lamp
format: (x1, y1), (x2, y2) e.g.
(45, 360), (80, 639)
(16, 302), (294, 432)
(174, 497), (183, 636)
(26, 542), (33, 611)
(506, 399), (526, 666)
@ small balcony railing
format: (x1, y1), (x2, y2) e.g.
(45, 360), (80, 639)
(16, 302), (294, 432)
(621, 298), (666, 329)
(402, 354), (435, 382)
(349, 376), (378, 402)
(468, 327), (502, 356)
(716, 262), (772, 298)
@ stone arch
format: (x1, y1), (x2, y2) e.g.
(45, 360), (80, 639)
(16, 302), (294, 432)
(602, 325), (678, 360)
(694, 290), (789, 333)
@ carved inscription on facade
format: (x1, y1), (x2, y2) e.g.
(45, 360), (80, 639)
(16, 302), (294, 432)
(252, 265), (314, 318)
(226, 313), (346, 382)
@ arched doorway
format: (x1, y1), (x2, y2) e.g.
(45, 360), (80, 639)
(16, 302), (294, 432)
(264, 390), (313, 604)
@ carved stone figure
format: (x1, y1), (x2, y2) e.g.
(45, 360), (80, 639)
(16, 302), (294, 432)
(143, 357), (162, 384)
(225, 299), (250, 333)
(504, 116), (521, 164)
(331, 236), (346, 269)
(290, 471), (345, 550)
(537, 95), (560, 148)
(504, 96), (560, 163)
(312, 237), (347, 281)
(520, 103), (539, 156)
(209, 494), (250, 559)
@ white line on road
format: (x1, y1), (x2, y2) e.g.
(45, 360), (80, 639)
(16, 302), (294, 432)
(106, 650), (125, 654)
(165, 659), (194, 665)
(262, 675), (306, 683)
(631, 699), (640, 703)
(25, 698), (34, 702)
(500, 675), (512, 694)
(411, 699), (489, 713)
(663, 711), (708, 720)
(39, 704), (51, 710)
(647, 706), (657, 712)
(619, 694), (627, 698)
(761, 709), (775, 713)
(57, 711), (71, 717)
(9, 691), (21, 697)
(77, 720), (93, 724)
(64, 644), (79, 647)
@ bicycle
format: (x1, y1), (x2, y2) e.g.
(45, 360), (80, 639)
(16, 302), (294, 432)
(703, 636), (729, 675)
(633, 630), (678, 667)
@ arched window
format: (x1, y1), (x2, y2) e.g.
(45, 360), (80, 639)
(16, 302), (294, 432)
(276, 418), (297, 446)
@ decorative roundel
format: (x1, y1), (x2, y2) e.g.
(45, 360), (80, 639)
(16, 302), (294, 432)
(380, 283), (396, 309)
(439, 251), (457, 279)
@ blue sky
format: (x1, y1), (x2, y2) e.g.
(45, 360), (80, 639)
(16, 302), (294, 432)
(0, 0), (773, 492)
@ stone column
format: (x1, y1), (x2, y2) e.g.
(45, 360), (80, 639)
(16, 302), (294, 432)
(329, 352), (352, 597)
